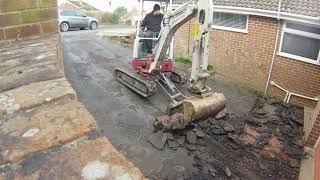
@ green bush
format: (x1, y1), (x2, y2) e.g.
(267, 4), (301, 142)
(207, 64), (214, 71)
(174, 57), (192, 65)
(174, 57), (214, 71)
(101, 12), (112, 23)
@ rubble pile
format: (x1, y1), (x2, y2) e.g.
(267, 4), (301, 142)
(108, 34), (135, 47)
(149, 98), (304, 179)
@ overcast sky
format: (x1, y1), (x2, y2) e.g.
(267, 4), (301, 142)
(58, 0), (158, 12)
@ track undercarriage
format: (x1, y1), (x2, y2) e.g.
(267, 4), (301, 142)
(115, 59), (227, 131)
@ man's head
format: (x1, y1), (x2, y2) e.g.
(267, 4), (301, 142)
(152, 4), (161, 16)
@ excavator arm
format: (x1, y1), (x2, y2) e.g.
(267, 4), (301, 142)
(115, 0), (226, 130)
(150, 0), (213, 94)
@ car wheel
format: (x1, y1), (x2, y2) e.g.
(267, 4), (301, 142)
(60, 22), (69, 32)
(90, 21), (98, 30)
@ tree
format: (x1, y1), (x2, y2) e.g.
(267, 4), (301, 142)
(110, 13), (119, 24)
(101, 12), (112, 23)
(110, 6), (128, 24)
(114, 7), (128, 18)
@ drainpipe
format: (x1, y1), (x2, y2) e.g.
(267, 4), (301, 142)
(270, 81), (289, 102)
(264, 0), (282, 96)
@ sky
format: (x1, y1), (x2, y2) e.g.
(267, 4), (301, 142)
(58, 0), (158, 12)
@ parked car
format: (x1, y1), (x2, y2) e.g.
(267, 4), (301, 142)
(59, 10), (98, 32)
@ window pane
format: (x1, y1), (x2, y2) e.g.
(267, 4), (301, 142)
(286, 23), (320, 35)
(213, 12), (247, 30)
(63, 11), (73, 16)
(60, 11), (68, 16)
(74, 10), (84, 17)
(281, 33), (320, 60)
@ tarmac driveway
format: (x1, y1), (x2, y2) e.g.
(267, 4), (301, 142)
(61, 26), (257, 179)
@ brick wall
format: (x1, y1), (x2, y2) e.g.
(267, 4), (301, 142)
(0, 0), (58, 44)
(316, 140), (320, 180)
(270, 57), (320, 108)
(174, 15), (320, 108)
(305, 100), (320, 147)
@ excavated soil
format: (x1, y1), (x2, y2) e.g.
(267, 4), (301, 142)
(154, 97), (304, 180)
(108, 34), (135, 48)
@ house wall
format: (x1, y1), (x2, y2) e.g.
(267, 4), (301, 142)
(316, 140), (320, 180)
(174, 15), (320, 108)
(305, 100), (320, 148)
(0, 0), (58, 44)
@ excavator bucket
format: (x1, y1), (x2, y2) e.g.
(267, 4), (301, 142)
(154, 93), (227, 131)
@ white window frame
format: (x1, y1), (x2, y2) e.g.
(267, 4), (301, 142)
(211, 13), (249, 34)
(278, 21), (320, 65)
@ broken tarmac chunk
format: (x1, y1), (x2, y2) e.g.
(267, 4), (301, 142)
(0, 101), (96, 165)
(168, 140), (179, 150)
(1, 137), (146, 180)
(195, 129), (205, 138)
(224, 167), (232, 177)
(147, 131), (168, 150)
(176, 136), (185, 145)
(0, 78), (75, 116)
(215, 108), (227, 119)
(289, 158), (299, 168)
(186, 130), (197, 144)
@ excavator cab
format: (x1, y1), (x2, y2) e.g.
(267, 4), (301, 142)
(133, 0), (174, 60)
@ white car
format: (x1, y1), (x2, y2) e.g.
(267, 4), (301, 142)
(59, 10), (99, 32)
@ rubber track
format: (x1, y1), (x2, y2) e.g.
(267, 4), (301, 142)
(115, 67), (157, 97)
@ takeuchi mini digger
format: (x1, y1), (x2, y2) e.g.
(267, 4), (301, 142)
(115, 0), (227, 130)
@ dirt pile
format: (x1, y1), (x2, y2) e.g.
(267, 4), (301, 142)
(108, 34), (135, 47)
(150, 97), (304, 179)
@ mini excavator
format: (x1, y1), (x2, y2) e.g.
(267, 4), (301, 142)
(115, 0), (226, 130)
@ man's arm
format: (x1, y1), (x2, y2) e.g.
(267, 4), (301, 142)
(140, 14), (148, 30)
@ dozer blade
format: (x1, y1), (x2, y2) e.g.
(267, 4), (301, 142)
(114, 68), (157, 97)
(154, 92), (227, 131)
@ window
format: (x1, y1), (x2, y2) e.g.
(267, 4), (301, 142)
(74, 10), (85, 17)
(212, 12), (248, 33)
(60, 11), (73, 16)
(279, 22), (320, 65)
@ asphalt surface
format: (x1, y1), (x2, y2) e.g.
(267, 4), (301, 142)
(61, 25), (257, 179)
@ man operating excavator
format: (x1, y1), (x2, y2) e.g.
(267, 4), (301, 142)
(115, 0), (227, 131)
(141, 4), (164, 53)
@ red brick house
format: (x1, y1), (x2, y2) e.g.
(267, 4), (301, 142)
(58, 0), (99, 12)
(174, 0), (319, 178)
(59, 0), (81, 10)
(173, 0), (319, 109)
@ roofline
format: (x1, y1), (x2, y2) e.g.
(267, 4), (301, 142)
(172, 4), (320, 25)
(212, 5), (320, 25)
(60, 0), (80, 9)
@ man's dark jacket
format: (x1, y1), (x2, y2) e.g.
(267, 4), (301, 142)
(141, 12), (164, 32)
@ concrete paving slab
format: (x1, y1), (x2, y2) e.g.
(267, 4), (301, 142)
(0, 137), (146, 180)
(0, 78), (75, 116)
(0, 100), (97, 165)
(0, 34), (64, 92)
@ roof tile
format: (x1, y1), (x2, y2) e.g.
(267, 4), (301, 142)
(173, 0), (320, 17)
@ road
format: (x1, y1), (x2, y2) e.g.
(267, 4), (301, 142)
(61, 25), (257, 179)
